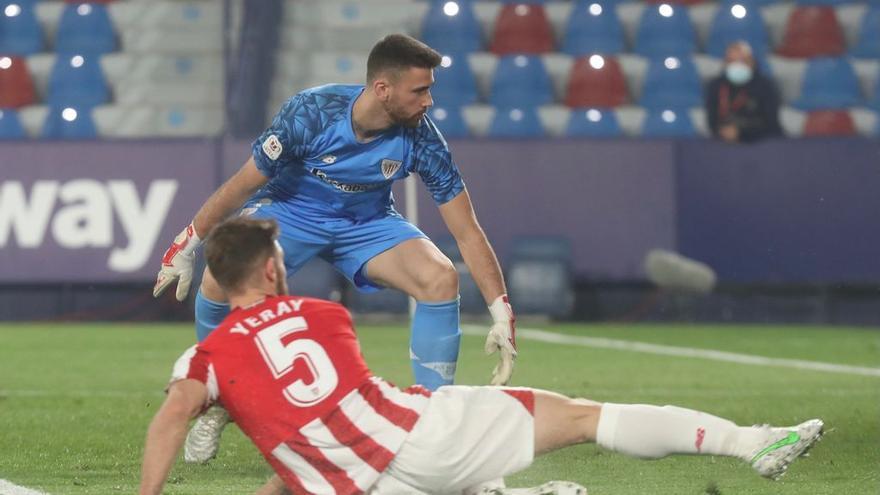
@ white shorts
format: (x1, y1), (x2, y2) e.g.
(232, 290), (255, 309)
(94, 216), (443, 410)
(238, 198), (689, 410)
(369, 386), (536, 495)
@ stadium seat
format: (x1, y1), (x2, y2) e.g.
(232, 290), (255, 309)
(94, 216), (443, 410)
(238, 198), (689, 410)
(41, 105), (97, 139)
(488, 106), (545, 138)
(0, 108), (26, 139)
(429, 106), (470, 138)
(506, 236), (574, 319)
(776, 6), (845, 58)
(47, 54), (110, 107)
(641, 107), (698, 137)
(419, 1), (483, 54)
(0, 1), (44, 55)
(803, 109), (856, 136)
(490, 3), (555, 55)
(633, 3), (697, 57)
(705, 2), (771, 59)
(793, 0), (849, 5)
(65, 0), (115, 4)
(639, 56), (702, 110)
(0, 56), (36, 108)
(561, 0), (626, 56)
(54, 3), (116, 55)
(872, 77), (880, 111)
(793, 57), (863, 110)
(155, 106), (223, 137)
(564, 55), (629, 108)
(431, 53), (479, 108)
(489, 55), (554, 108)
(565, 107), (623, 137)
(851, 5), (880, 59)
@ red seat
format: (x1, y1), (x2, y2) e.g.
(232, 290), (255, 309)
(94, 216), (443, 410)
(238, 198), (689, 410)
(564, 55), (628, 108)
(776, 7), (845, 58)
(0, 56), (36, 108)
(490, 4), (555, 55)
(803, 110), (856, 136)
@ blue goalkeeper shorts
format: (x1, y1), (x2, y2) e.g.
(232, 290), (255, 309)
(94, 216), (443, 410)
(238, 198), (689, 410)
(242, 199), (426, 292)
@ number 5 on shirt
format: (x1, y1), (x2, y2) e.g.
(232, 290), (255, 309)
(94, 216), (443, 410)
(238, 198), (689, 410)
(255, 316), (339, 407)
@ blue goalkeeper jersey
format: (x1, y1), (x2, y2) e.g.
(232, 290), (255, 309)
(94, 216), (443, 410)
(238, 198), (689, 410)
(250, 84), (465, 222)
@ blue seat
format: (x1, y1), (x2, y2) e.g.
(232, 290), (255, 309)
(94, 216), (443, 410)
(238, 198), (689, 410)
(872, 78), (880, 111)
(489, 55), (554, 108)
(506, 236), (574, 319)
(793, 57), (863, 110)
(47, 54), (110, 107)
(0, 1), (43, 55)
(706, 3), (770, 58)
(851, 5), (880, 59)
(431, 53), (479, 108)
(420, 1), (483, 54)
(639, 56), (702, 110)
(565, 108), (622, 137)
(561, 0), (625, 56)
(55, 3), (116, 55)
(429, 106), (469, 138)
(488, 106), (545, 138)
(794, 0), (850, 5)
(641, 108), (697, 138)
(42, 106), (97, 140)
(634, 3), (696, 57)
(0, 108), (26, 139)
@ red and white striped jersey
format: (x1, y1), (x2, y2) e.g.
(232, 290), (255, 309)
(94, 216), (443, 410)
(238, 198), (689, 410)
(171, 295), (431, 494)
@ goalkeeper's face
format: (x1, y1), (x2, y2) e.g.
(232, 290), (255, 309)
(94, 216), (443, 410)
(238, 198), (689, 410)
(383, 67), (434, 128)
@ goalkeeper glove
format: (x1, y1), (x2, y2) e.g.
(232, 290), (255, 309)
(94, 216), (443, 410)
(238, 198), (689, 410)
(153, 223), (201, 302)
(484, 295), (517, 386)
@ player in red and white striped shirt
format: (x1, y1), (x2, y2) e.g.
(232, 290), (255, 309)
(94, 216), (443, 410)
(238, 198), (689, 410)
(140, 219), (823, 495)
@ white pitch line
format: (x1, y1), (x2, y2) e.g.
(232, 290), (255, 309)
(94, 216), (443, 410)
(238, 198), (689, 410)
(462, 326), (880, 378)
(0, 479), (49, 495)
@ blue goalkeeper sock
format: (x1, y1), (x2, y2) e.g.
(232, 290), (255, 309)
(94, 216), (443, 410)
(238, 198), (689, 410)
(410, 298), (461, 391)
(194, 290), (230, 342)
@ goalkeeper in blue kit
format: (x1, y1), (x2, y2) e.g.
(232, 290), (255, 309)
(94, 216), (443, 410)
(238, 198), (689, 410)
(152, 34), (518, 470)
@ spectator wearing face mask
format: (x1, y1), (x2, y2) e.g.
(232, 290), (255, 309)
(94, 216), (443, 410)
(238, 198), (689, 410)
(705, 41), (783, 143)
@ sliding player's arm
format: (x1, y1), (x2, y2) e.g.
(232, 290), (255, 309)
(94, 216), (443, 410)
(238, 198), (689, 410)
(140, 379), (209, 495)
(439, 189), (517, 386)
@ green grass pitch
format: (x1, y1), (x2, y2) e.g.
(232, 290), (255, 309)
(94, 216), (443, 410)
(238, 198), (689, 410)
(1, 322), (878, 494)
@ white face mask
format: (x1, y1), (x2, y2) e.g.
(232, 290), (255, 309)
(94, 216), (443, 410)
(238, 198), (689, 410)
(725, 62), (753, 85)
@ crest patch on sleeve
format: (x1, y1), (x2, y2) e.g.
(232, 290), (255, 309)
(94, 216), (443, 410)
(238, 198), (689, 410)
(262, 134), (283, 160)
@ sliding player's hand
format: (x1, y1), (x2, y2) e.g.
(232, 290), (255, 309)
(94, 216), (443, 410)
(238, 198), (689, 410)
(484, 295), (517, 386)
(153, 224), (201, 302)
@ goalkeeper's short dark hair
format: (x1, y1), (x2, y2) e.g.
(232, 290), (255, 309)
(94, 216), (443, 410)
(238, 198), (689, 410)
(366, 33), (442, 83)
(204, 218), (280, 293)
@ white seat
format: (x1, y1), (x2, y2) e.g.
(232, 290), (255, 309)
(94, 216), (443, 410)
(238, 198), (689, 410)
(538, 104), (570, 138)
(779, 106), (805, 137)
(468, 52), (498, 102)
(285, 0), (422, 29)
(25, 53), (56, 100)
(544, 1), (574, 45)
(761, 3), (794, 50)
(462, 104), (493, 137)
(121, 30), (222, 54)
(101, 53), (224, 87)
(18, 105), (48, 138)
(543, 53), (574, 105)
(113, 80), (224, 105)
(155, 106), (224, 137)
(109, 1), (222, 32)
(689, 107), (709, 137)
(93, 104), (158, 138)
(694, 54), (723, 85)
(617, 1), (647, 49)
(618, 54), (648, 101)
(275, 51), (368, 88)
(851, 108), (878, 137)
(472, 2), (503, 42)
(852, 59), (879, 103)
(614, 105), (646, 137)
(689, 3), (720, 50)
(836, 4), (868, 50)
(768, 55), (807, 104)
(34, 1), (65, 44)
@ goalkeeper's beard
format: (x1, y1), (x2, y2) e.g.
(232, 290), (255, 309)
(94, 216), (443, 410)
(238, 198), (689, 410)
(384, 100), (424, 128)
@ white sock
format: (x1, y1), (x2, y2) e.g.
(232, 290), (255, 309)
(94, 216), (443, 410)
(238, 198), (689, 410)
(462, 478), (505, 495)
(596, 403), (766, 461)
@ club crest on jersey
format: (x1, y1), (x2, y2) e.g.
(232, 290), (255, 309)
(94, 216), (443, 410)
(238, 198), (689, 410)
(321, 155), (337, 164)
(262, 135), (283, 161)
(380, 159), (402, 179)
